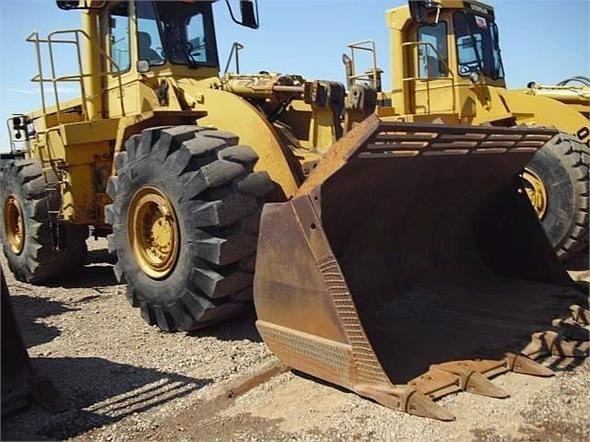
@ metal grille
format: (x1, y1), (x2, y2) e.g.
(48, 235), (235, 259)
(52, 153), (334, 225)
(359, 122), (555, 159)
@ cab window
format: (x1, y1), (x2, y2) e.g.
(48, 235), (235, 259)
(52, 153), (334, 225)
(157, 1), (218, 67)
(417, 21), (448, 78)
(137, 0), (165, 65)
(185, 13), (207, 64)
(453, 12), (505, 79)
(108, 2), (130, 72)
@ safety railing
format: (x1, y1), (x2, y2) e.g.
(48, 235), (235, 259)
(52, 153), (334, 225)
(401, 41), (456, 114)
(345, 40), (381, 90)
(223, 42), (244, 75)
(26, 28), (126, 124)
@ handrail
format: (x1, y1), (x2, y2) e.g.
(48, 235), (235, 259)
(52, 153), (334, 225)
(26, 28), (126, 124)
(224, 42), (244, 75)
(401, 41), (456, 114)
(346, 40), (380, 90)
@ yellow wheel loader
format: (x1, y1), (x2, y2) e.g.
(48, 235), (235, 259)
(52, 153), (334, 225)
(341, 0), (589, 260)
(0, 0), (587, 421)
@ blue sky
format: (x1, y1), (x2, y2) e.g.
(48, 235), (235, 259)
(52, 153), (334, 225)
(0, 0), (588, 150)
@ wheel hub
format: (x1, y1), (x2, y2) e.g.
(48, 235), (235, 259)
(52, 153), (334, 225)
(522, 168), (548, 219)
(128, 186), (180, 279)
(4, 195), (25, 254)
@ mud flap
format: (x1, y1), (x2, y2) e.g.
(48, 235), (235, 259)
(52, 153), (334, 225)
(254, 116), (589, 420)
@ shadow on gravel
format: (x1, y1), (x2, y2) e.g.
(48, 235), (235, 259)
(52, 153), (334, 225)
(11, 294), (77, 348)
(188, 307), (263, 343)
(43, 262), (119, 290)
(542, 355), (588, 373)
(566, 250), (590, 272)
(26, 245), (120, 290)
(1, 356), (212, 441)
(86, 247), (117, 265)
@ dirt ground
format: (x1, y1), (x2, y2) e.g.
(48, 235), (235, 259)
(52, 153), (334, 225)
(1, 239), (589, 442)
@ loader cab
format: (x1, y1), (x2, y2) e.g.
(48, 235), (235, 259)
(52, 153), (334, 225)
(99, 0), (223, 117)
(388, 1), (509, 122)
(52, 0), (258, 119)
(105, 1), (220, 74)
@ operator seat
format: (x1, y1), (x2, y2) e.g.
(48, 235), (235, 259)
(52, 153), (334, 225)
(138, 31), (162, 63)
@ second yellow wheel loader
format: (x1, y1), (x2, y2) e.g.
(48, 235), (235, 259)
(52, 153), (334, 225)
(1, 0), (587, 420)
(342, 0), (589, 260)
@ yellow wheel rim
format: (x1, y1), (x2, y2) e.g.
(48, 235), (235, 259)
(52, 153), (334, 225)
(4, 195), (25, 254)
(128, 186), (180, 279)
(522, 168), (548, 219)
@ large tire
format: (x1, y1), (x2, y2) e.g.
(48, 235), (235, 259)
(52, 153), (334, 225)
(523, 133), (589, 260)
(105, 126), (274, 331)
(0, 159), (88, 283)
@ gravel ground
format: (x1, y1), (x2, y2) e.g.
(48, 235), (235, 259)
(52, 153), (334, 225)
(1, 239), (588, 441)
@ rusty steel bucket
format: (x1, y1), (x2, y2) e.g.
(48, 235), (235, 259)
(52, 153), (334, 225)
(1, 266), (66, 417)
(254, 115), (589, 420)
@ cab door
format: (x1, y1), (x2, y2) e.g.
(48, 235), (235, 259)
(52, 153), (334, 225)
(407, 20), (456, 116)
(103, 0), (140, 117)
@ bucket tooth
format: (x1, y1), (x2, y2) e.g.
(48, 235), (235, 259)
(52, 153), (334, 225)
(553, 338), (590, 358)
(355, 385), (455, 421)
(551, 318), (589, 341)
(525, 331), (590, 358)
(432, 364), (509, 398)
(570, 305), (590, 325)
(523, 331), (552, 359)
(504, 352), (554, 377)
(405, 390), (456, 421)
(464, 372), (509, 398)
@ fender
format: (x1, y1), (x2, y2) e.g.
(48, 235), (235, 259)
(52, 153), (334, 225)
(498, 89), (589, 145)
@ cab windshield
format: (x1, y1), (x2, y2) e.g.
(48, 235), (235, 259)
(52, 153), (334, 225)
(136, 0), (219, 68)
(453, 12), (504, 80)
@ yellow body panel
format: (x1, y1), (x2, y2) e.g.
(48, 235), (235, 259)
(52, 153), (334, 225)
(59, 119), (119, 145)
(63, 143), (112, 224)
(40, 129), (112, 224)
(499, 90), (590, 144)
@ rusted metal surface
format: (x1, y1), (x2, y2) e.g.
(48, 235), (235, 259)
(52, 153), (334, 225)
(1, 266), (66, 417)
(254, 115), (589, 420)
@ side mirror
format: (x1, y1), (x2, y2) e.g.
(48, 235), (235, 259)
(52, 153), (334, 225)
(225, 0), (259, 29)
(55, 0), (105, 11)
(56, 0), (79, 9)
(240, 0), (259, 29)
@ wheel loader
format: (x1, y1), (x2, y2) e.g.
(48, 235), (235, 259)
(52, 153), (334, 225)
(0, 0), (587, 421)
(340, 0), (589, 260)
